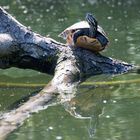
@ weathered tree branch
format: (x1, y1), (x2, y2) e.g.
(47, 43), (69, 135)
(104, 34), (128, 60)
(0, 7), (135, 139)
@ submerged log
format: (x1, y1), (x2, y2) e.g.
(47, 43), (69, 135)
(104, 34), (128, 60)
(0, 7), (135, 139)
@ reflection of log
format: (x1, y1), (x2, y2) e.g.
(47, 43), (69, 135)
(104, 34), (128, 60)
(0, 87), (54, 139)
(0, 7), (134, 139)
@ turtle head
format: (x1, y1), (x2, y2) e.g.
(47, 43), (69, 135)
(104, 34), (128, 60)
(85, 13), (98, 37)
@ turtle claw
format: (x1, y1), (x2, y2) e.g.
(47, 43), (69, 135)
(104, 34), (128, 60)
(85, 13), (98, 37)
(85, 13), (98, 27)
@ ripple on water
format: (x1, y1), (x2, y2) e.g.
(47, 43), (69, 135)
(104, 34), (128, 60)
(127, 45), (136, 55)
(126, 36), (134, 41)
(134, 21), (140, 31)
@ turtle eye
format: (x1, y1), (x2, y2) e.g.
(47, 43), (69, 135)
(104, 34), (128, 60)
(71, 29), (76, 33)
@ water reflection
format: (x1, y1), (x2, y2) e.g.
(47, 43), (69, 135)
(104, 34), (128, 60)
(0, 73), (138, 140)
(6, 77), (140, 140)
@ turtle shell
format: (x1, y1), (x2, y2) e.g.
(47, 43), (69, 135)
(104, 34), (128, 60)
(58, 21), (107, 40)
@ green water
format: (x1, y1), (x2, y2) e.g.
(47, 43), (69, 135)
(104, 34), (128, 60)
(0, 0), (140, 140)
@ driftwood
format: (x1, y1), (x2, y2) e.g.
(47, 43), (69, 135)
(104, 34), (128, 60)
(0, 7), (135, 139)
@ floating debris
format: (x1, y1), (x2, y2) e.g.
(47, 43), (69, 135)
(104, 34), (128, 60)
(107, 16), (112, 20)
(56, 136), (63, 140)
(103, 100), (107, 104)
(48, 126), (54, 130)
(112, 100), (117, 103)
(106, 115), (110, 118)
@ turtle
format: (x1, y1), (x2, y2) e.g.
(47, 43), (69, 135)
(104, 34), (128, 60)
(58, 13), (109, 52)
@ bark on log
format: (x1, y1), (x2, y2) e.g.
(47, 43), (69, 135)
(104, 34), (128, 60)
(0, 7), (135, 139)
